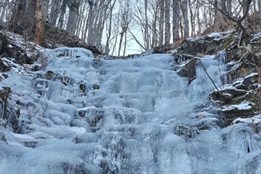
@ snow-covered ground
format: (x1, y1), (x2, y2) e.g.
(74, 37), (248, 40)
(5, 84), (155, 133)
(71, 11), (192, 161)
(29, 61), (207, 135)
(0, 48), (261, 173)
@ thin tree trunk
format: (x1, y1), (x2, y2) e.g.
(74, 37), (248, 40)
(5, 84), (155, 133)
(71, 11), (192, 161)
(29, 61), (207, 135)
(213, 0), (228, 31)
(67, 0), (80, 34)
(188, 0), (195, 36)
(258, 0), (261, 12)
(9, 0), (25, 33)
(86, 2), (94, 44)
(49, 0), (61, 25)
(0, 1), (7, 23)
(105, 9), (113, 54)
(57, 0), (67, 29)
(35, 0), (45, 45)
(159, 0), (164, 46)
(164, 0), (170, 45)
(41, 0), (49, 20)
(123, 30), (127, 56)
(226, 0), (232, 15)
(181, 0), (189, 38)
(144, 0), (149, 50)
(172, 0), (180, 41)
(118, 32), (124, 56)
(152, 4), (158, 47)
(196, 0), (201, 34)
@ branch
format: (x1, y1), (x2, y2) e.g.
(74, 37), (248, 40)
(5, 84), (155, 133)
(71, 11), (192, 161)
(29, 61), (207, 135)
(198, 58), (221, 92)
(128, 29), (146, 51)
(213, 0), (252, 23)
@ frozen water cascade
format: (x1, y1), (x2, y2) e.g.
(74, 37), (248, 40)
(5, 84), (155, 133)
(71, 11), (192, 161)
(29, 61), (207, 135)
(1, 48), (261, 173)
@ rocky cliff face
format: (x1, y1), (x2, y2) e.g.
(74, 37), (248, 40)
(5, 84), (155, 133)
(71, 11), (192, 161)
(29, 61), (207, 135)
(172, 31), (261, 126)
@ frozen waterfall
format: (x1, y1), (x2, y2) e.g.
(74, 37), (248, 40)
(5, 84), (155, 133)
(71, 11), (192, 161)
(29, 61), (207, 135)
(1, 48), (261, 174)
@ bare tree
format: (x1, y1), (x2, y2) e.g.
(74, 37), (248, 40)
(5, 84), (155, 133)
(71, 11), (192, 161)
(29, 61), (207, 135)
(105, 0), (117, 54)
(118, 0), (131, 56)
(158, 0), (165, 46)
(35, 0), (45, 45)
(172, 0), (180, 41)
(41, 0), (49, 20)
(213, 0), (253, 45)
(49, 0), (62, 25)
(67, 0), (81, 34)
(181, 0), (189, 38)
(258, 0), (261, 12)
(57, 0), (67, 29)
(164, 0), (171, 44)
(144, 0), (150, 50)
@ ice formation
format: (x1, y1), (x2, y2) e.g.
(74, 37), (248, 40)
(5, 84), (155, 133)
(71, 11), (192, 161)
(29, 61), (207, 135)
(0, 47), (261, 174)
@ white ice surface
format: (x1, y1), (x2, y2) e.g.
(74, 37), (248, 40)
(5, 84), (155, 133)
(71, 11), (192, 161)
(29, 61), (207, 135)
(0, 47), (261, 174)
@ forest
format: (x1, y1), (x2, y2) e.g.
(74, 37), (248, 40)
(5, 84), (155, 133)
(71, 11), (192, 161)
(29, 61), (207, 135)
(0, 0), (260, 55)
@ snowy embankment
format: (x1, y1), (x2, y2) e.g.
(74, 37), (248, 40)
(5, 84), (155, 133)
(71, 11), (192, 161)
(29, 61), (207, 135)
(0, 45), (261, 174)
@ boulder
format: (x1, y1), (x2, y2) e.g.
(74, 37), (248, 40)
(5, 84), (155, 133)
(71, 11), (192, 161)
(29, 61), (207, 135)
(177, 58), (198, 82)
(220, 101), (255, 125)
(0, 31), (43, 65)
(177, 32), (234, 56)
(227, 61), (258, 83)
(0, 59), (10, 72)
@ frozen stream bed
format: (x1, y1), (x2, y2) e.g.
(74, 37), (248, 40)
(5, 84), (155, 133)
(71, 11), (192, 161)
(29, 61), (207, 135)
(0, 47), (261, 173)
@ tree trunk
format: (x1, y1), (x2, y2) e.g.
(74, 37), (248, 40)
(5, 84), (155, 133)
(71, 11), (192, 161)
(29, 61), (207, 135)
(188, 0), (195, 36)
(196, 0), (201, 34)
(226, 0), (232, 15)
(159, 0), (164, 46)
(9, 0), (26, 33)
(118, 32), (124, 56)
(123, 29), (127, 56)
(164, 0), (170, 45)
(172, 0), (180, 41)
(57, 0), (67, 29)
(181, 0), (189, 38)
(41, 0), (49, 20)
(258, 0), (261, 12)
(105, 8), (113, 54)
(67, 0), (80, 34)
(49, 0), (61, 25)
(35, 0), (45, 45)
(144, 0), (149, 50)
(213, 0), (229, 31)
(0, 1), (7, 23)
(152, 6), (158, 47)
(86, 1), (94, 44)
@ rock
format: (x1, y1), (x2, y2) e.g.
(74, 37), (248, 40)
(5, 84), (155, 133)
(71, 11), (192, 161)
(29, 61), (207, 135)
(92, 58), (101, 68)
(0, 31), (43, 65)
(79, 83), (86, 93)
(220, 101), (255, 125)
(242, 73), (258, 88)
(0, 32), (8, 55)
(0, 59), (10, 72)
(45, 70), (55, 80)
(227, 61), (258, 83)
(93, 84), (100, 90)
(31, 65), (41, 71)
(225, 46), (244, 63)
(177, 37), (223, 56)
(177, 58), (198, 82)
(210, 91), (234, 104)
(174, 124), (200, 138)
